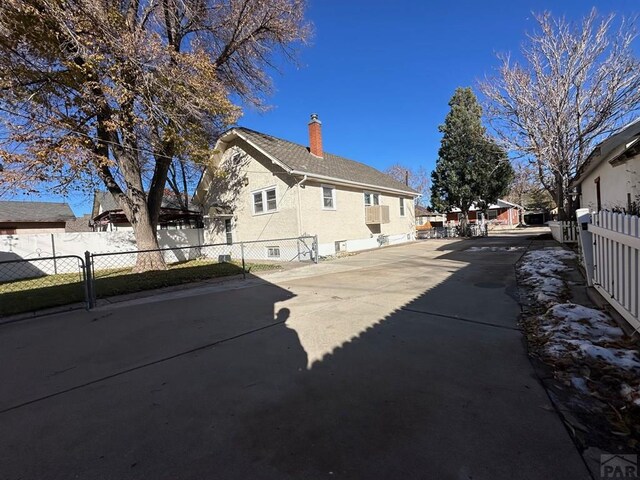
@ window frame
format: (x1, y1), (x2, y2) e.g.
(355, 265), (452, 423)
(487, 209), (498, 221)
(267, 246), (281, 258)
(321, 184), (337, 210)
(364, 191), (380, 207)
(251, 186), (278, 215)
(399, 197), (405, 217)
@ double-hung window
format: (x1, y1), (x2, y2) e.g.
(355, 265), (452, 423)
(364, 192), (380, 206)
(253, 187), (277, 214)
(399, 197), (405, 216)
(322, 185), (336, 210)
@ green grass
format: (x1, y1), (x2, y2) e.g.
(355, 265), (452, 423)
(0, 259), (280, 317)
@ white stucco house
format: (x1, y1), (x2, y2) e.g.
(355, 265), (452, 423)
(571, 118), (640, 213)
(193, 115), (419, 256)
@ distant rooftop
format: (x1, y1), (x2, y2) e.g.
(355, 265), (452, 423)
(0, 200), (75, 223)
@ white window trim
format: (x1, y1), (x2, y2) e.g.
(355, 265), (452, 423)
(266, 246), (281, 258)
(364, 191), (381, 207)
(251, 185), (278, 216)
(399, 197), (405, 217)
(321, 184), (337, 210)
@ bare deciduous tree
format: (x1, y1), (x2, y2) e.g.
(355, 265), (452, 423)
(480, 9), (640, 219)
(384, 164), (430, 205)
(0, 0), (310, 270)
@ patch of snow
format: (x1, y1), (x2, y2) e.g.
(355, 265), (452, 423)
(517, 248), (577, 305)
(542, 304), (640, 371)
(621, 384), (640, 406)
(571, 376), (589, 393)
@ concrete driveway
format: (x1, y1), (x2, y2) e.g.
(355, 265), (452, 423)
(0, 230), (590, 480)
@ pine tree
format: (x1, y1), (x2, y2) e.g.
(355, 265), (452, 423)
(431, 87), (513, 234)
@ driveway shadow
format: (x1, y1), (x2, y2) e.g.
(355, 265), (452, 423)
(0, 235), (589, 480)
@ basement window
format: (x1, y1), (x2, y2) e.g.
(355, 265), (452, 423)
(267, 246), (281, 258)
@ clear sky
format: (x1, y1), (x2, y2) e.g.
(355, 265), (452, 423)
(11, 0), (640, 215)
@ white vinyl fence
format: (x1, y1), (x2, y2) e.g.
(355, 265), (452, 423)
(549, 221), (579, 244)
(586, 211), (640, 332)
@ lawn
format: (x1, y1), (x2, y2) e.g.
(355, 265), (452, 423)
(0, 259), (280, 317)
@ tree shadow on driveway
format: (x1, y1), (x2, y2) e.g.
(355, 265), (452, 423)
(0, 236), (589, 480)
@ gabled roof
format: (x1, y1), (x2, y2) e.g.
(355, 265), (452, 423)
(571, 118), (640, 186)
(0, 200), (75, 223)
(415, 205), (442, 216)
(218, 127), (419, 196)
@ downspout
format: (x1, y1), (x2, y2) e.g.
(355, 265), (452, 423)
(296, 175), (308, 236)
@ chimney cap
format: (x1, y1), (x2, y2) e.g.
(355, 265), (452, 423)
(309, 113), (321, 124)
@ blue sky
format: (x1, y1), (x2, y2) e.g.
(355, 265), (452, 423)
(11, 0), (640, 215)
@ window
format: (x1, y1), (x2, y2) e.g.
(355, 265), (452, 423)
(595, 177), (602, 212)
(364, 192), (380, 206)
(487, 209), (498, 220)
(267, 246), (280, 258)
(399, 197), (405, 216)
(322, 185), (336, 209)
(224, 219), (233, 245)
(252, 187), (277, 214)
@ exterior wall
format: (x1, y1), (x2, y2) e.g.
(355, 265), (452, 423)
(299, 181), (415, 255)
(198, 141), (417, 255)
(202, 142), (299, 245)
(0, 222), (67, 234)
(580, 154), (640, 212)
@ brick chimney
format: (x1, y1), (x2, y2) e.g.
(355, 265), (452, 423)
(308, 113), (323, 158)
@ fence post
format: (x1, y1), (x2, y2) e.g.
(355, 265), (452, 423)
(84, 251), (96, 309)
(240, 242), (246, 279)
(51, 234), (58, 274)
(313, 235), (319, 264)
(576, 208), (594, 287)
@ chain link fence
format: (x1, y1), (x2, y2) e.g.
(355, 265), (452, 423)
(0, 255), (88, 316)
(0, 236), (317, 317)
(417, 224), (488, 239)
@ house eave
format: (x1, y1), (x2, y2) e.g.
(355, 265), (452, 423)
(289, 169), (420, 197)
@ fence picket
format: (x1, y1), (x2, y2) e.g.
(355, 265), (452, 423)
(587, 211), (640, 332)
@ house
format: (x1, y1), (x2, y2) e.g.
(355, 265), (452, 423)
(65, 214), (93, 233)
(415, 206), (445, 226)
(0, 200), (75, 234)
(445, 199), (522, 227)
(92, 191), (203, 231)
(571, 118), (640, 213)
(192, 114), (419, 256)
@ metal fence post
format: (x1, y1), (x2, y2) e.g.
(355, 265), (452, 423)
(51, 234), (58, 274)
(240, 242), (246, 279)
(313, 235), (319, 264)
(84, 250), (96, 309)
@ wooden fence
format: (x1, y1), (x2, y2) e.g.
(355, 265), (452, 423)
(588, 211), (640, 332)
(549, 221), (579, 244)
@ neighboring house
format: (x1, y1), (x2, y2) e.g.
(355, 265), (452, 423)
(445, 199), (522, 227)
(193, 114), (419, 256)
(571, 118), (640, 213)
(65, 214), (93, 233)
(92, 191), (203, 231)
(0, 200), (75, 234)
(415, 206), (445, 226)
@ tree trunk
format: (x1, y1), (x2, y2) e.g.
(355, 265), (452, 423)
(554, 173), (566, 221)
(459, 211), (469, 236)
(130, 196), (166, 272)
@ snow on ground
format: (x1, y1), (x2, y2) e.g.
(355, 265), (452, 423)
(466, 246), (525, 252)
(518, 248), (640, 411)
(518, 247), (576, 305)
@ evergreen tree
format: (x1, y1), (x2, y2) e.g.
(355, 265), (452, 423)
(431, 87), (513, 234)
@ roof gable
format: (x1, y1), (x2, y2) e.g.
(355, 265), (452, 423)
(572, 118), (640, 186)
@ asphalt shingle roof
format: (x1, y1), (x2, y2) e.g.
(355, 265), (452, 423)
(0, 201), (75, 223)
(236, 128), (419, 195)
